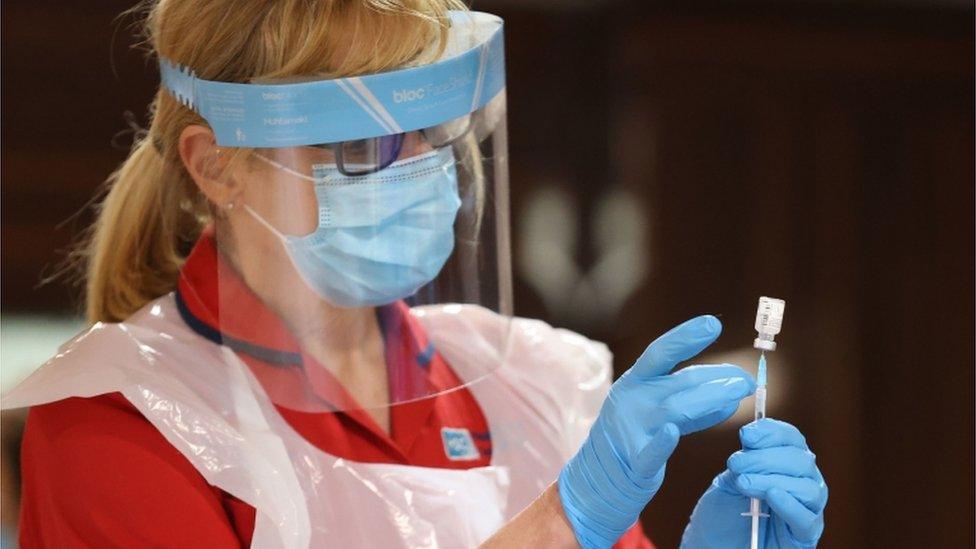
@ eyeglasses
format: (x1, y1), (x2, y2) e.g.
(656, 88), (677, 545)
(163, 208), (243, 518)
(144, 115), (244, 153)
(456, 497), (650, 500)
(311, 115), (472, 176)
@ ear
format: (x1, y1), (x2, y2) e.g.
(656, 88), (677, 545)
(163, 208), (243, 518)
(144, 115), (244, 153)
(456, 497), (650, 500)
(179, 125), (240, 207)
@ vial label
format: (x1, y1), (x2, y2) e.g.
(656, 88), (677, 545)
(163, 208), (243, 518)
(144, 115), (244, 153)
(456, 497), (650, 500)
(755, 297), (785, 334)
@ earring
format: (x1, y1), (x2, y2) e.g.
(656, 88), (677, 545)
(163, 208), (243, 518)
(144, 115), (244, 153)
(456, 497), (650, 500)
(224, 201), (236, 211)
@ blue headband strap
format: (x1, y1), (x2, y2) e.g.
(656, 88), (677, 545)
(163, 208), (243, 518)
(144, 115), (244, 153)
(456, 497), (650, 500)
(159, 11), (505, 148)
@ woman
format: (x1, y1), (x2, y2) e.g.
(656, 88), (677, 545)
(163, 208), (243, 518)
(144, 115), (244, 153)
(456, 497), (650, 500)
(6, 1), (827, 547)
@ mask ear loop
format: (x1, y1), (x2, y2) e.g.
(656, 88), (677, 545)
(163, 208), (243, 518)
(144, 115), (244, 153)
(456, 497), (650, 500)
(253, 150), (354, 187)
(242, 203), (290, 244)
(252, 152), (317, 182)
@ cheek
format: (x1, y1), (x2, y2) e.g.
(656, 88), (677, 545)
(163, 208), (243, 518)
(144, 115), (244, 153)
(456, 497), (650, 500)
(270, 184), (320, 237)
(243, 170), (320, 236)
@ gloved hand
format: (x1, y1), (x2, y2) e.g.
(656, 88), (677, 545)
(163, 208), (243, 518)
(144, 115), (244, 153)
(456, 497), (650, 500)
(558, 315), (756, 549)
(681, 418), (828, 548)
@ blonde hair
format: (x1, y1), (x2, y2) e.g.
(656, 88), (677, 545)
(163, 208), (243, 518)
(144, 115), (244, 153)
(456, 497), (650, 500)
(80, 0), (466, 323)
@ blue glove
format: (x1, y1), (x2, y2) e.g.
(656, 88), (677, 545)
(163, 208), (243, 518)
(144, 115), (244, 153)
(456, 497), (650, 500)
(681, 418), (828, 548)
(558, 316), (756, 549)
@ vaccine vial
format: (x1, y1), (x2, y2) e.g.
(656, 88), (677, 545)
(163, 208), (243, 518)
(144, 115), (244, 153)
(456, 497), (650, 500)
(754, 297), (785, 352)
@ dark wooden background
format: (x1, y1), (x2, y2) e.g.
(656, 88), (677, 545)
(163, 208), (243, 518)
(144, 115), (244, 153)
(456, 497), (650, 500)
(3, 1), (973, 547)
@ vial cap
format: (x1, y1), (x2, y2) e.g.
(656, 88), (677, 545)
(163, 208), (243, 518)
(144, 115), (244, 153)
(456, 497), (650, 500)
(754, 338), (777, 351)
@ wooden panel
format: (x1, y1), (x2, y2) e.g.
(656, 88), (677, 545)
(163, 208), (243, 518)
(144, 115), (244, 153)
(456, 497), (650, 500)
(2, 1), (156, 312)
(611, 4), (972, 547)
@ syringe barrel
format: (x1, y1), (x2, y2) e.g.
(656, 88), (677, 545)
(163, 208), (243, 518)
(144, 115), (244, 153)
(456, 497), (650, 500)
(754, 387), (767, 421)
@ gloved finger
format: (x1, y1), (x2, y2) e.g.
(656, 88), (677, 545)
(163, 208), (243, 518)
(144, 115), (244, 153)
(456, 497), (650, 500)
(766, 487), (825, 543)
(740, 418), (809, 450)
(655, 377), (754, 433)
(649, 363), (756, 396)
(629, 315), (722, 380)
(727, 446), (817, 478)
(681, 402), (740, 434)
(632, 423), (680, 478)
(734, 474), (828, 513)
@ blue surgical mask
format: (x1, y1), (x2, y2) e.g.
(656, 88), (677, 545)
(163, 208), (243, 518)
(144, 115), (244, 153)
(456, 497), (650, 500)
(245, 147), (462, 307)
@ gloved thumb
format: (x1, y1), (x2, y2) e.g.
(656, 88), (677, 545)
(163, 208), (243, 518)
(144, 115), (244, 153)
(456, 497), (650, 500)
(632, 423), (680, 479)
(630, 316), (722, 380)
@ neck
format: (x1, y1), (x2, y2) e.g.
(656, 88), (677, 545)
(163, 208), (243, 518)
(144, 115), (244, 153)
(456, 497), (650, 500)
(234, 243), (392, 428)
(218, 228), (385, 359)
(214, 221), (393, 432)
(279, 293), (379, 353)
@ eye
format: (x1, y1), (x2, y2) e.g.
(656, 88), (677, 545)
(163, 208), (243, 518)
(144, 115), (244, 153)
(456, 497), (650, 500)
(303, 144), (338, 163)
(342, 139), (372, 156)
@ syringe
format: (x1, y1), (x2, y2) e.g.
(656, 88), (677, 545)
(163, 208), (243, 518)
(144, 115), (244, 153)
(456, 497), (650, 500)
(742, 297), (785, 549)
(744, 353), (769, 549)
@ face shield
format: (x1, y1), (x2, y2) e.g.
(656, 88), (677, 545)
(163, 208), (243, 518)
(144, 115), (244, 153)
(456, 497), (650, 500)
(165, 11), (512, 413)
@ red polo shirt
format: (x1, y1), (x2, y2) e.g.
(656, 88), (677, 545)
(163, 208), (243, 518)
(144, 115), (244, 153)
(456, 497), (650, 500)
(19, 233), (652, 548)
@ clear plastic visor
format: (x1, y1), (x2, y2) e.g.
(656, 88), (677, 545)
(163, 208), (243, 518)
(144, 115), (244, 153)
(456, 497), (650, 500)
(186, 96), (511, 414)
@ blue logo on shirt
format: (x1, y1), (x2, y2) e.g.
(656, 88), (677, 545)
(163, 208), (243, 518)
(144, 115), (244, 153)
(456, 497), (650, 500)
(441, 427), (480, 461)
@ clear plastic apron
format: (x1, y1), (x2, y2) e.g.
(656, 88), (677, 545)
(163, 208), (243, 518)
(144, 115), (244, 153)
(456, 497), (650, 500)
(2, 294), (610, 548)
